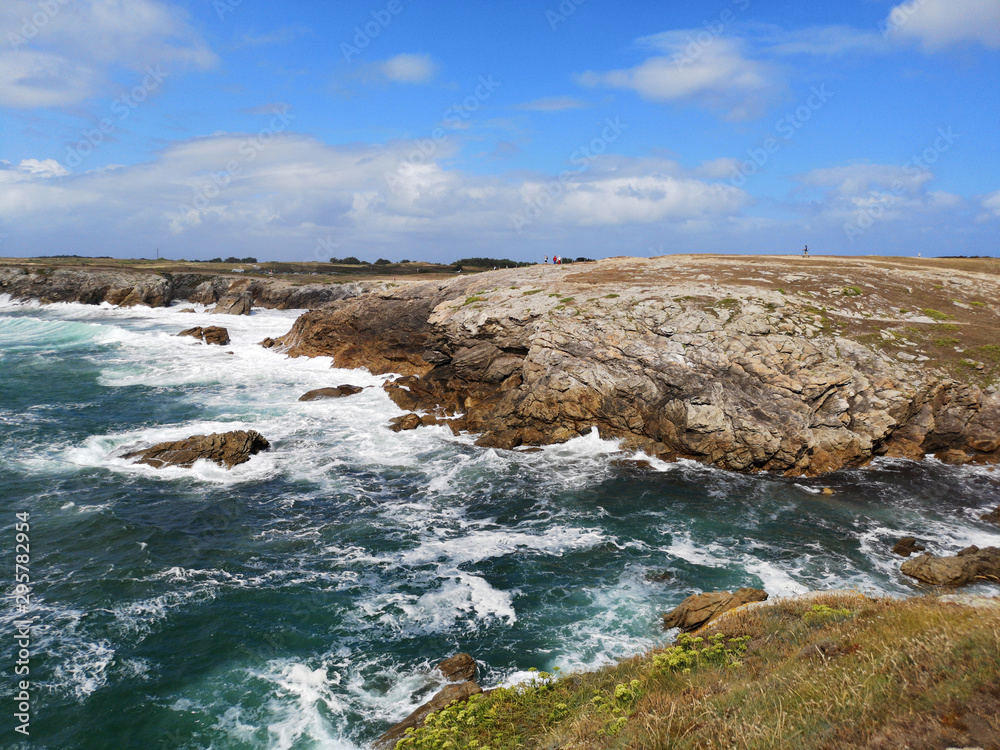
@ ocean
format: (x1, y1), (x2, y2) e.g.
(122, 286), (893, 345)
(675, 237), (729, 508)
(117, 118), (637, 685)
(1, 296), (998, 749)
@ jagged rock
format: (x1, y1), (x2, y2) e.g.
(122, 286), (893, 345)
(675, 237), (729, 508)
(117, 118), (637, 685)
(437, 653), (477, 683)
(892, 537), (927, 557)
(374, 655), (481, 750)
(122, 430), (270, 469)
(270, 258), (1000, 476)
(936, 449), (973, 465)
(213, 291), (252, 315)
(179, 308), (196, 313)
(982, 506), (1000, 525)
(298, 385), (365, 401)
(177, 326), (230, 346)
(260, 337), (277, 349)
(662, 588), (769, 632)
(389, 413), (422, 432)
(900, 546), (1000, 586)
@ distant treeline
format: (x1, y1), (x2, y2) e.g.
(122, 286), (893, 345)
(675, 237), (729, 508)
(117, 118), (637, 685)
(32, 254), (114, 259)
(200, 257), (258, 264)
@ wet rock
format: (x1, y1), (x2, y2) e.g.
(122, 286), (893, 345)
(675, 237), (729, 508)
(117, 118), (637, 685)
(900, 545), (1000, 587)
(212, 291), (252, 315)
(177, 326), (230, 346)
(374, 654), (481, 750)
(936, 449), (973, 466)
(122, 430), (269, 469)
(437, 653), (477, 683)
(389, 413), (422, 432)
(260, 337), (277, 349)
(980, 506), (1000, 525)
(298, 385), (365, 401)
(662, 588), (769, 632)
(892, 537), (927, 557)
(179, 308), (197, 313)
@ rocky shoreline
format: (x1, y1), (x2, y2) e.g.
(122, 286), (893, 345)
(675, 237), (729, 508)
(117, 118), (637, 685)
(0, 265), (379, 311)
(5, 255), (999, 476)
(274, 255), (1000, 475)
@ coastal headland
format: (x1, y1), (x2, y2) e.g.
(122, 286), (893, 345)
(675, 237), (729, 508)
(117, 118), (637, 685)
(3, 253), (999, 476)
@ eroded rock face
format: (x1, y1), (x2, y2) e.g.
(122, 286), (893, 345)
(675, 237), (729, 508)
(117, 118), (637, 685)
(272, 259), (1000, 475)
(374, 654), (481, 750)
(298, 385), (365, 401)
(177, 326), (231, 346)
(981, 506), (1000, 525)
(212, 291), (252, 315)
(900, 546), (1000, 586)
(662, 588), (769, 632)
(122, 430), (270, 469)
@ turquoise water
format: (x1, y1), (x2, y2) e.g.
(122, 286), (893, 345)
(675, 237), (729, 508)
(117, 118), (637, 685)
(1, 296), (998, 750)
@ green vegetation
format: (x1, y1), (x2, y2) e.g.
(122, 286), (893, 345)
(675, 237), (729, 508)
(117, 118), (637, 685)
(394, 595), (1000, 750)
(923, 308), (955, 321)
(966, 344), (1000, 363)
(933, 337), (960, 347)
(559, 297), (575, 305)
(605, 294), (620, 299)
(463, 296), (486, 306)
(522, 289), (543, 296)
(842, 286), (863, 297)
(716, 298), (739, 308)
(970, 301), (986, 308)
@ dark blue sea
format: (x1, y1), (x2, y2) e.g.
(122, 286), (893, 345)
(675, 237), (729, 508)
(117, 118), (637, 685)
(1, 296), (998, 749)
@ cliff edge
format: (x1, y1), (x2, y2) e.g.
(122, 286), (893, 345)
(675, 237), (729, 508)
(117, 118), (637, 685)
(275, 255), (1000, 475)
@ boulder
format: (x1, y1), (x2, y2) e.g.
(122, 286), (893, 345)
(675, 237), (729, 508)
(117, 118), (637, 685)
(900, 546), (1000, 587)
(935, 449), (973, 466)
(437, 653), (477, 682)
(662, 588), (769, 632)
(122, 430), (270, 469)
(260, 337), (277, 349)
(298, 385), (365, 401)
(389, 413), (422, 432)
(981, 506), (1000, 525)
(374, 654), (481, 750)
(212, 291), (252, 315)
(892, 537), (927, 557)
(178, 326), (230, 346)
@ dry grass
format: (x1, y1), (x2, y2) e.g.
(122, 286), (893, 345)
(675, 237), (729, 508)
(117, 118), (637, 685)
(395, 594), (1000, 750)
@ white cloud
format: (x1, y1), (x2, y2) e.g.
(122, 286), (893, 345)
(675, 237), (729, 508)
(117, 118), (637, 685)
(376, 54), (438, 84)
(797, 163), (933, 197)
(516, 96), (589, 112)
(885, 0), (1000, 49)
(762, 24), (887, 56)
(576, 33), (779, 120)
(0, 0), (215, 109)
(980, 189), (1000, 219)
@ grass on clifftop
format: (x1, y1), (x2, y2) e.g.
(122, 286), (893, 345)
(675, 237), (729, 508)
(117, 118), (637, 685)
(395, 594), (1000, 750)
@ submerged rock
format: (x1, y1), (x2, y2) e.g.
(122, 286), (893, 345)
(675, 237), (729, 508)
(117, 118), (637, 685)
(122, 430), (270, 469)
(298, 385), (365, 401)
(374, 654), (481, 750)
(662, 588), (769, 632)
(177, 326), (230, 346)
(981, 506), (1000, 525)
(900, 546), (1000, 586)
(892, 537), (927, 557)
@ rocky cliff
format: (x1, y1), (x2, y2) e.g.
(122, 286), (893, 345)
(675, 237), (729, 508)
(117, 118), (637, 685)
(275, 255), (1000, 475)
(0, 266), (373, 310)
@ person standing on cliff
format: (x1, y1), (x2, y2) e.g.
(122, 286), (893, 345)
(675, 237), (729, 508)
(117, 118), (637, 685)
(803, 245), (809, 258)
(544, 255), (548, 264)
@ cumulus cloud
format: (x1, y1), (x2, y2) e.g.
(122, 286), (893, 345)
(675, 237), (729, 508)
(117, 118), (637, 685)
(884, 0), (1000, 49)
(0, 0), (216, 109)
(980, 189), (1000, 220)
(376, 53), (438, 84)
(798, 163), (934, 197)
(576, 32), (779, 120)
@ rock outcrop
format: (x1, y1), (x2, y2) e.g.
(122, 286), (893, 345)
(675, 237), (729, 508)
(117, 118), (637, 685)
(212, 291), (252, 315)
(0, 267), (372, 311)
(900, 546), (1000, 586)
(982, 506), (1000, 525)
(298, 385), (365, 401)
(892, 537), (927, 557)
(273, 257), (1000, 475)
(374, 654), (481, 750)
(662, 588), (769, 632)
(177, 326), (231, 346)
(122, 430), (270, 469)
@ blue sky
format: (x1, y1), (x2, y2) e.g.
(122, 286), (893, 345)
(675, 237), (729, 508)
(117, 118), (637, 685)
(1, 0), (998, 262)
